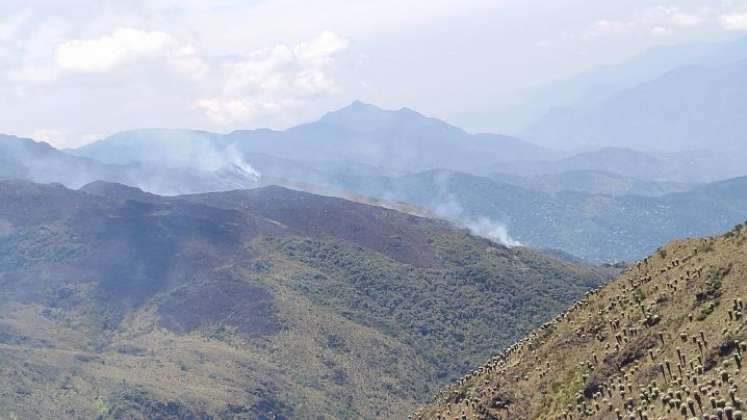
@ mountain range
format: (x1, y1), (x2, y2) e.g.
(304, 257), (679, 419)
(4, 95), (747, 263)
(523, 57), (747, 154)
(495, 35), (747, 137)
(69, 100), (746, 184)
(73, 101), (562, 175)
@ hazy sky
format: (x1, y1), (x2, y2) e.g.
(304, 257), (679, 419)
(1, 0), (747, 147)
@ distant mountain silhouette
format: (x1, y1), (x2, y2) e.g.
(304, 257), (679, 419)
(523, 57), (747, 163)
(495, 35), (747, 134)
(73, 101), (563, 175)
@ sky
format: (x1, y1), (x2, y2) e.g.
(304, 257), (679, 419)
(1, 0), (747, 148)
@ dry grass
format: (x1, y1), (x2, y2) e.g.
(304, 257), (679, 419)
(416, 222), (747, 419)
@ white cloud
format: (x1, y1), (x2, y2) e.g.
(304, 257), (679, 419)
(4, 0), (747, 143)
(720, 12), (747, 31)
(589, 19), (633, 36)
(167, 44), (209, 79)
(194, 31), (349, 126)
(587, 5), (710, 40)
(653, 7), (706, 28)
(0, 23), (16, 41)
(0, 13), (28, 42)
(294, 30), (349, 64)
(56, 28), (175, 72)
(651, 26), (673, 37)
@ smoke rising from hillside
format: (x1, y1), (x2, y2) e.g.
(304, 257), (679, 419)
(2, 132), (262, 196)
(432, 171), (522, 247)
(465, 217), (522, 247)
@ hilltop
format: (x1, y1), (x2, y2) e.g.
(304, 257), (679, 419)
(0, 181), (614, 419)
(415, 221), (747, 419)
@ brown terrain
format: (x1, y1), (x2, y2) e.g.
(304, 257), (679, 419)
(415, 220), (747, 420)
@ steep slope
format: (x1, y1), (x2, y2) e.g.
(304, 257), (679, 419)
(0, 181), (614, 419)
(416, 221), (747, 419)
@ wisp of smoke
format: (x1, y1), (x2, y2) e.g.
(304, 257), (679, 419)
(465, 217), (522, 247)
(429, 171), (521, 247)
(223, 143), (261, 180)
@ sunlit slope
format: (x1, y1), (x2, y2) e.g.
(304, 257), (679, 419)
(416, 221), (747, 419)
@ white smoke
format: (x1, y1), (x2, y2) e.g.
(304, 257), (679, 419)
(223, 143), (261, 180)
(430, 170), (522, 247)
(12, 129), (264, 196)
(464, 217), (522, 247)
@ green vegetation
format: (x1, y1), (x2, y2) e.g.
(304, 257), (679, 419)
(0, 181), (615, 418)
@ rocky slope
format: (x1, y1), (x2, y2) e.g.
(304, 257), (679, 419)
(415, 221), (747, 419)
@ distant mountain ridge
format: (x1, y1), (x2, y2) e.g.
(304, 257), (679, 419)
(325, 170), (747, 262)
(493, 35), (747, 135)
(5, 97), (747, 262)
(74, 101), (564, 174)
(522, 56), (747, 159)
(1, 133), (259, 194)
(492, 147), (742, 183)
(489, 170), (697, 197)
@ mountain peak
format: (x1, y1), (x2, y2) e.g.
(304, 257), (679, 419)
(319, 101), (401, 131)
(319, 101), (439, 133)
(324, 100), (384, 116)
